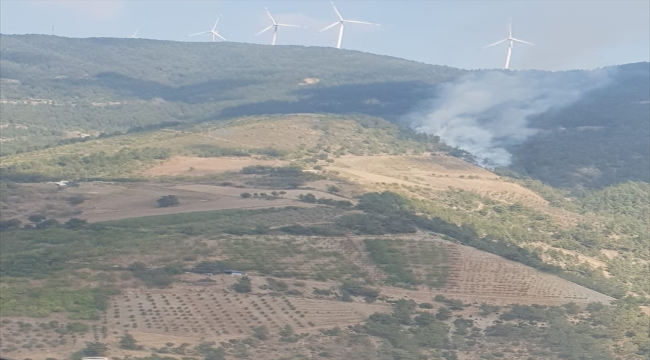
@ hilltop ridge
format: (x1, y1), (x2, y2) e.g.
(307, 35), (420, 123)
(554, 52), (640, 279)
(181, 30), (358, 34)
(2, 35), (648, 190)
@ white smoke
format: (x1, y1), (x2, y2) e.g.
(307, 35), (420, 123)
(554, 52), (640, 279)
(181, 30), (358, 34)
(407, 69), (615, 167)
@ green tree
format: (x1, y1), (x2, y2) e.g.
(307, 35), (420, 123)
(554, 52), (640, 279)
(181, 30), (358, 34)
(232, 276), (252, 293)
(252, 326), (269, 340)
(436, 307), (452, 321)
(35, 218), (60, 229)
(82, 342), (108, 356)
(0, 219), (22, 231)
(28, 214), (46, 223)
(327, 185), (341, 193)
(157, 195), (180, 207)
(119, 332), (139, 350)
(64, 218), (87, 229)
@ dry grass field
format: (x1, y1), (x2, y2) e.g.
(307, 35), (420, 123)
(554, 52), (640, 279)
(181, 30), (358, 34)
(1, 181), (350, 223)
(327, 155), (581, 225)
(142, 156), (289, 177)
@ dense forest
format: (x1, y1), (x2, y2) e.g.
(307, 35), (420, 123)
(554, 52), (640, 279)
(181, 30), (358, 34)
(508, 62), (650, 190)
(1, 35), (648, 189)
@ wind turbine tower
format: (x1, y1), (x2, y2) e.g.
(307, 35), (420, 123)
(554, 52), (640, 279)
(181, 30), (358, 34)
(483, 19), (533, 69)
(320, 2), (379, 49)
(254, 8), (302, 45)
(188, 16), (227, 42)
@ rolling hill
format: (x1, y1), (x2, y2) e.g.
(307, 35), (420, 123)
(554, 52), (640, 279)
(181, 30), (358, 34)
(0, 35), (648, 360)
(1, 35), (648, 190)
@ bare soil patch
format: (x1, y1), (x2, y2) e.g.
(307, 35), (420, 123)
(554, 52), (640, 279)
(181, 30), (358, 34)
(142, 156), (289, 177)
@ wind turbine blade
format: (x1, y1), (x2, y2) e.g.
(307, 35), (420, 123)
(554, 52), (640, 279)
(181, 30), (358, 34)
(482, 39), (507, 48)
(331, 2), (343, 21)
(511, 38), (534, 45)
(212, 16), (222, 31)
(320, 21), (340, 32)
(131, 28), (139, 38)
(188, 31), (210, 37)
(277, 24), (302, 28)
(508, 19), (512, 38)
(344, 20), (378, 25)
(254, 25), (274, 37)
(216, 33), (227, 41)
(265, 8), (276, 25)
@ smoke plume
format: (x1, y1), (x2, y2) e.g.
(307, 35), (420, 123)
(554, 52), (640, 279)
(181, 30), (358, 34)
(406, 69), (614, 167)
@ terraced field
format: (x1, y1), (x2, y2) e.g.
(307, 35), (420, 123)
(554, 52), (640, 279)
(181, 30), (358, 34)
(108, 290), (388, 339)
(202, 234), (613, 305)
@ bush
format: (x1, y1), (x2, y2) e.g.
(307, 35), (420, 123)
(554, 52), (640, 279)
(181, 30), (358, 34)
(327, 185), (341, 193)
(0, 219), (22, 231)
(157, 195), (179, 207)
(64, 218), (87, 229)
(35, 219), (60, 229)
(66, 195), (86, 206)
(436, 307), (452, 321)
(119, 333), (141, 350)
(340, 281), (380, 302)
(252, 326), (269, 341)
(232, 276), (252, 293)
(240, 192), (252, 198)
(28, 214), (46, 223)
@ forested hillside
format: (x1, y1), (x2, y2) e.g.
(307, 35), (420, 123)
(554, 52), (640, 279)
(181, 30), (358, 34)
(0, 34), (461, 154)
(509, 62), (650, 190)
(1, 34), (648, 191)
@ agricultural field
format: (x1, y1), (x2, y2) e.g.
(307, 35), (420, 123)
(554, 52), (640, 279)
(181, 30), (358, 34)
(0, 115), (645, 360)
(0, 181), (351, 223)
(108, 285), (389, 338)
(0, 317), (106, 358)
(195, 234), (612, 305)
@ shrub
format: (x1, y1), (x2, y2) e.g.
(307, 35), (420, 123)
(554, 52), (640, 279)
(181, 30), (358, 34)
(64, 218), (87, 229)
(157, 195), (179, 207)
(119, 333), (141, 350)
(232, 276), (252, 293)
(28, 214), (46, 223)
(327, 185), (341, 193)
(66, 195), (86, 206)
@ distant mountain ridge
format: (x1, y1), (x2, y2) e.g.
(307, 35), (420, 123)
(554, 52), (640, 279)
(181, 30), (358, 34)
(1, 34), (648, 190)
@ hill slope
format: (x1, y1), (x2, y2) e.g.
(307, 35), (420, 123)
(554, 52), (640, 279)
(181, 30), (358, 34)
(509, 62), (650, 190)
(0, 113), (648, 360)
(2, 36), (649, 190)
(0, 34), (461, 153)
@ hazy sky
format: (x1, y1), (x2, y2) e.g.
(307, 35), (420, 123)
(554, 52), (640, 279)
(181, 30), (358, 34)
(1, 0), (648, 71)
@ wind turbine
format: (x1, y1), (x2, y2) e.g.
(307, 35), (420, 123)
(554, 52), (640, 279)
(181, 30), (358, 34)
(130, 28), (140, 39)
(188, 16), (227, 42)
(254, 8), (302, 45)
(320, 2), (379, 49)
(482, 19), (533, 69)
